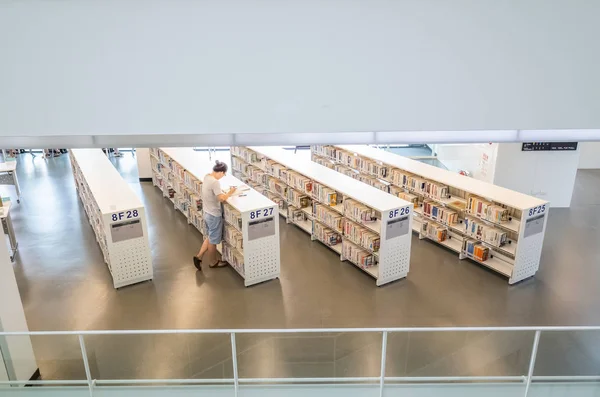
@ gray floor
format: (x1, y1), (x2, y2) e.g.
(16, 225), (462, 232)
(3, 151), (600, 381)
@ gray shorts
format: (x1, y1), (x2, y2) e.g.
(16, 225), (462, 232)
(204, 212), (223, 245)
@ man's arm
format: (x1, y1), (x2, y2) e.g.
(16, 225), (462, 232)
(217, 185), (236, 202)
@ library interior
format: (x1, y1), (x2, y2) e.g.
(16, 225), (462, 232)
(2, 1), (600, 395)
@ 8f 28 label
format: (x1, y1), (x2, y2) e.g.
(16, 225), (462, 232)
(389, 207), (410, 219)
(111, 210), (139, 222)
(250, 207), (274, 220)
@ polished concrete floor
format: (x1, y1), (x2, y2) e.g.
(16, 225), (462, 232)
(3, 151), (600, 382)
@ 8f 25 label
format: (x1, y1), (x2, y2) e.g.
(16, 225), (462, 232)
(389, 207), (410, 219)
(112, 210), (139, 222)
(250, 207), (274, 219)
(528, 205), (546, 217)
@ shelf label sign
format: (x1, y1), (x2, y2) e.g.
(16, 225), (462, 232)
(248, 217), (275, 241)
(524, 214), (545, 238)
(386, 216), (410, 240)
(528, 205), (546, 217)
(250, 207), (274, 220)
(389, 206), (410, 219)
(111, 210), (139, 222)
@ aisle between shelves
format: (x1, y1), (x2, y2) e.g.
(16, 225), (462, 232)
(231, 146), (413, 287)
(150, 148), (281, 287)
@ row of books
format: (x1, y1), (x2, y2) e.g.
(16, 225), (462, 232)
(223, 243), (245, 277)
(463, 239), (490, 262)
(232, 147), (260, 165)
(423, 199), (459, 225)
(267, 176), (287, 198)
(288, 188), (311, 208)
(312, 156), (336, 170)
(224, 204), (243, 231)
(266, 191), (287, 213)
(391, 188), (419, 208)
(463, 217), (508, 247)
(290, 207), (311, 224)
(313, 221), (342, 247)
(314, 203), (343, 232)
(421, 221), (447, 242)
(311, 145), (338, 161)
(344, 220), (380, 252)
(343, 199), (376, 223)
(287, 171), (313, 194)
(189, 209), (205, 234)
(358, 158), (389, 179)
(312, 182), (339, 207)
(248, 165), (266, 186)
(224, 225), (243, 253)
(467, 195), (510, 223)
(267, 161), (288, 182)
(342, 240), (375, 268)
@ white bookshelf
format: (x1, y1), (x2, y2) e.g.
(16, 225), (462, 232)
(311, 145), (549, 284)
(231, 146), (413, 286)
(70, 149), (153, 288)
(150, 148), (280, 287)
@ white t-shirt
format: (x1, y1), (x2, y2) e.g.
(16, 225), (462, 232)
(202, 174), (223, 216)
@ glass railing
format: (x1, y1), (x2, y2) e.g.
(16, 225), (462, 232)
(1, 326), (600, 396)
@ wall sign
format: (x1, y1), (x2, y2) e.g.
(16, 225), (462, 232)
(522, 142), (578, 151)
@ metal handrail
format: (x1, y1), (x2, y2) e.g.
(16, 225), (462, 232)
(2, 326), (600, 397)
(2, 325), (600, 336)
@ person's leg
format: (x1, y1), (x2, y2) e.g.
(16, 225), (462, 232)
(196, 238), (209, 259)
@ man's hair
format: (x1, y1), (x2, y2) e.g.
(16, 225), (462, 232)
(213, 160), (228, 173)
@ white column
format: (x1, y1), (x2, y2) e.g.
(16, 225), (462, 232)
(493, 143), (580, 208)
(578, 142), (600, 169)
(0, 235), (37, 382)
(135, 148), (153, 180)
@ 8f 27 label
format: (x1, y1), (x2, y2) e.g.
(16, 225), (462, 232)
(111, 210), (139, 222)
(250, 207), (274, 220)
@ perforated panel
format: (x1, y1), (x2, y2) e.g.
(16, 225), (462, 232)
(377, 208), (412, 286)
(242, 207), (281, 287)
(109, 236), (153, 287)
(510, 209), (548, 284)
(510, 229), (544, 284)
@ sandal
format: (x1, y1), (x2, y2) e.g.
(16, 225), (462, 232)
(209, 260), (228, 268)
(193, 256), (202, 271)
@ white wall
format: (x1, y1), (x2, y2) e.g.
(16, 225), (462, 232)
(0, 235), (37, 381)
(493, 143), (580, 208)
(433, 144), (498, 183)
(135, 148), (153, 179)
(1, 0), (600, 140)
(578, 142), (600, 169)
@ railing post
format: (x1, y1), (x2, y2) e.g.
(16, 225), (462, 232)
(78, 334), (94, 397)
(230, 332), (239, 397)
(379, 331), (388, 397)
(524, 330), (541, 397)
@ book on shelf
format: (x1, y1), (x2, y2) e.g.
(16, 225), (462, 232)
(288, 188), (312, 208)
(314, 203), (343, 232)
(313, 221), (342, 247)
(223, 243), (245, 276)
(408, 176), (427, 194)
(463, 217), (507, 247)
(224, 204), (243, 231)
(422, 199), (458, 225)
(391, 169), (414, 189)
(268, 162), (288, 181)
(287, 171), (313, 194)
(421, 221), (447, 242)
(467, 196), (509, 223)
(267, 176), (287, 198)
(390, 188), (419, 208)
(266, 192), (287, 212)
(342, 240), (375, 268)
(463, 239), (489, 262)
(344, 219), (380, 252)
(424, 181), (449, 200)
(312, 182), (340, 207)
(313, 157), (335, 169)
(224, 225), (244, 252)
(290, 207), (311, 224)
(343, 199), (376, 223)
